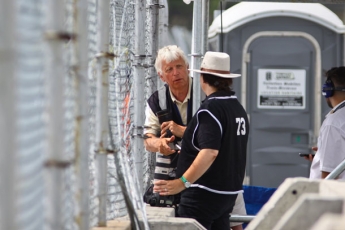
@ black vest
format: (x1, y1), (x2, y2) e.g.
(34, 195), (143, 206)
(147, 84), (193, 136)
(147, 83), (193, 179)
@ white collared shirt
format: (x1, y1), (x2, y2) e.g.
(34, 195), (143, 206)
(310, 100), (345, 180)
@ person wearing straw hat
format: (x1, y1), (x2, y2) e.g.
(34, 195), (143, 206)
(154, 51), (249, 230)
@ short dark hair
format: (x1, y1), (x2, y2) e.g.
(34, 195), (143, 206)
(325, 67), (345, 87)
(202, 73), (233, 92)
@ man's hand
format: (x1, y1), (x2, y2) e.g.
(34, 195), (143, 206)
(158, 136), (176, 156)
(144, 133), (176, 155)
(153, 179), (185, 196)
(160, 121), (186, 138)
(304, 146), (317, 162)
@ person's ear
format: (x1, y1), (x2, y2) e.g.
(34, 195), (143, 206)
(158, 73), (165, 82)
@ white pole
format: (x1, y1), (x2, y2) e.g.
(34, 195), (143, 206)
(74, 0), (90, 229)
(133, 0), (147, 191)
(159, 0), (169, 48)
(95, 0), (110, 226)
(191, 0), (203, 115)
(44, 0), (66, 228)
(201, 0), (209, 55)
(150, 0), (161, 90)
(130, 2), (153, 229)
(0, 0), (16, 229)
(200, 0), (209, 102)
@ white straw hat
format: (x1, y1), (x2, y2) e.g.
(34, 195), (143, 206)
(189, 51), (241, 78)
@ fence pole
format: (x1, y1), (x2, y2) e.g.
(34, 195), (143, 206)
(95, 0), (111, 226)
(0, 0), (16, 229)
(74, 0), (90, 229)
(133, 0), (147, 191)
(201, 0), (209, 55)
(191, 0), (203, 115)
(44, 0), (67, 228)
(159, 0), (169, 48)
(150, 0), (161, 89)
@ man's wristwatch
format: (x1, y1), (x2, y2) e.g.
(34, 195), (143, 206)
(180, 175), (191, 188)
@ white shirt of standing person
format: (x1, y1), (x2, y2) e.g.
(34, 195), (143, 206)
(310, 100), (345, 180)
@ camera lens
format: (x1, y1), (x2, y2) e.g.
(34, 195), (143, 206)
(149, 198), (157, 206)
(156, 109), (172, 124)
(156, 109), (173, 138)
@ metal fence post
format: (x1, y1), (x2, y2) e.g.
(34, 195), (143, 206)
(0, 1), (16, 229)
(95, 0), (111, 226)
(150, 0), (161, 89)
(44, 0), (68, 228)
(159, 0), (169, 48)
(191, 0), (203, 115)
(201, 0), (209, 55)
(74, 0), (91, 229)
(133, 0), (147, 191)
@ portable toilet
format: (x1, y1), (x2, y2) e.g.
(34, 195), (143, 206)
(208, 2), (345, 188)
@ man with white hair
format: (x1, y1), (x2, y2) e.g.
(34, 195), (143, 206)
(144, 45), (192, 185)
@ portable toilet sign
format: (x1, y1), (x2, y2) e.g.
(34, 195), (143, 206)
(257, 69), (306, 109)
(208, 2), (345, 188)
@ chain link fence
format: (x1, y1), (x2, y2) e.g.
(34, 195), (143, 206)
(0, 0), (166, 229)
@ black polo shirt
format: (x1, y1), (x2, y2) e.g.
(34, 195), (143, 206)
(176, 90), (249, 193)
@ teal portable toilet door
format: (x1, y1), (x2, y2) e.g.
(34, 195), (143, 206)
(243, 32), (322, 188)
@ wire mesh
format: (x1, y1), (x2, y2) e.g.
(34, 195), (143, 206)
(87, 0), (100, 227)
(14, 1), (46, 230)
(61, 1), (78, 229)
(109, 0), (135, 218)
(1, 0), (167, 229)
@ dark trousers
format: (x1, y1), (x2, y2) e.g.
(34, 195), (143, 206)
(177, 187), (237, 230)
